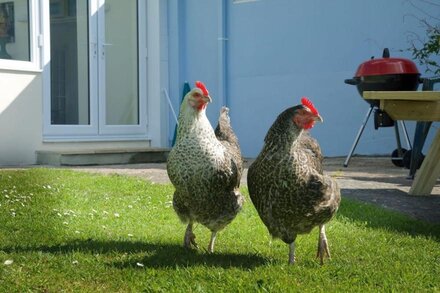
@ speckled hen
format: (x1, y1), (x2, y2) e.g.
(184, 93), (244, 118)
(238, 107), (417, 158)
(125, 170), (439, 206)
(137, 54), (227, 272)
(247, 98), (341, 265)
(167, 81), (244, 253)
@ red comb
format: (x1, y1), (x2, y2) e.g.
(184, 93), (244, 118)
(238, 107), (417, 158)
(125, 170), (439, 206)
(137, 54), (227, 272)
(301, 97), (319, 115)
(195, 81), (209, 96)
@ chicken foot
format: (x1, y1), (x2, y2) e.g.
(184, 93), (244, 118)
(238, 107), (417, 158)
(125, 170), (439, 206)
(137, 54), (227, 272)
(316, 224), (331, 265)
(208, 231), (217, 253)
(184, 223), (198, 249)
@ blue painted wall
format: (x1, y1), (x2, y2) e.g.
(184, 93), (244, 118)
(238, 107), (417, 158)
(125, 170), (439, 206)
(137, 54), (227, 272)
(168, 0), (440, 158)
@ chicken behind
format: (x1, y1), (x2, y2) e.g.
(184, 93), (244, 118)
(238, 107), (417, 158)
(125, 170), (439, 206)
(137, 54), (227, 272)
(247, 97), (341, 265)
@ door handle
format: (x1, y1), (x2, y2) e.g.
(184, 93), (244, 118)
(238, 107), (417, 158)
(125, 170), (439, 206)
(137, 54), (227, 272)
(100, 43), (113, 58)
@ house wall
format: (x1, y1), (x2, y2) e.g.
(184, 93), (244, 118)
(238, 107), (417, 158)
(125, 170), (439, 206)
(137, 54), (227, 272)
(0, 71), (42, 165)
(1, 1), (438, 165)
(168, 0), (440, 158)
(167, 0), (226, 145)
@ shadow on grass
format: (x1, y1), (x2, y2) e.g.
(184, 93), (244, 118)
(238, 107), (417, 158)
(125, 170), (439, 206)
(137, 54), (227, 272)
(339, 193), (440, 241)
(1, 239), (269, 269)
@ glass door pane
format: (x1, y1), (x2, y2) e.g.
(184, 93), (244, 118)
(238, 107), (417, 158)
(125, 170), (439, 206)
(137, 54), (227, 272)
(104, 0), (138, 125)
(50, 0), (89, 125)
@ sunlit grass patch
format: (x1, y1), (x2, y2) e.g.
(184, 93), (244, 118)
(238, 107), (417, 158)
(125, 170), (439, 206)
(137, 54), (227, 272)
(1, 168), (439, 292)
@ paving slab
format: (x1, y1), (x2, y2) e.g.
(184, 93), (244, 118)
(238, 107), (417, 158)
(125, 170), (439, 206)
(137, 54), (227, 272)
(65, 156), (440, 224)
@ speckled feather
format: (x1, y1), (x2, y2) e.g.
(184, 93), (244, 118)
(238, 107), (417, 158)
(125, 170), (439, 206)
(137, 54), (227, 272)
(215, 107), (243, 185)
(247, 106), (340, 244)
(167, 101), (244, 233)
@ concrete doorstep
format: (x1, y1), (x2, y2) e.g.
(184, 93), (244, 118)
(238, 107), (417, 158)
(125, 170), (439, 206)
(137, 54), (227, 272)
(35, 148), (170, 166)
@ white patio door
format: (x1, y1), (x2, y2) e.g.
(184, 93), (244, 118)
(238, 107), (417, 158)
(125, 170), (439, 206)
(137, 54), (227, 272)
(47, 0), (147, 137)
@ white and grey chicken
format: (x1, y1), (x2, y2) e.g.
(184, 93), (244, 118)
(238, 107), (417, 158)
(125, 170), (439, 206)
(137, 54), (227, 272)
(167, 81), (244, 253)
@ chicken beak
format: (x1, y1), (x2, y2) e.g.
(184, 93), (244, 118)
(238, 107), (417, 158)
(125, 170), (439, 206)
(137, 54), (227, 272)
(314, 114), (323, 123)
(203, 95), (212, 104)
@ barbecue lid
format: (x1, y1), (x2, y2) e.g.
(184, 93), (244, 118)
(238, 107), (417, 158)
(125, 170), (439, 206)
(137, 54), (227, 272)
(354, 48), (420, 77)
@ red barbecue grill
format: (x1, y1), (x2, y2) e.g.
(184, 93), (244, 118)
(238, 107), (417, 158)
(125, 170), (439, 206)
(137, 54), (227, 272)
(343, 48), (422, 167)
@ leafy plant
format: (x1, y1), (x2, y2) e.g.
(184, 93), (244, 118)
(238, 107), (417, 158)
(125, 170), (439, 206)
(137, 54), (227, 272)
(409, 22), (440, 74)
(404, 1), (440, 75)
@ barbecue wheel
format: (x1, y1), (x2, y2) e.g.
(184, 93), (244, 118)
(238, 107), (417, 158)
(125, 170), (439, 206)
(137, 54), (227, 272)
(402, 150), (425, 170)
(391, 148), (407, 167)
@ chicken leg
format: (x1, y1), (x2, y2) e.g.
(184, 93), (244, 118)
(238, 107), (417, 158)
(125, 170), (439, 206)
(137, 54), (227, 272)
(288, 242), (296, 265)
(316, 224), (331, 265)
(208, 231), (217, 253)
(184, 223), (198, 249)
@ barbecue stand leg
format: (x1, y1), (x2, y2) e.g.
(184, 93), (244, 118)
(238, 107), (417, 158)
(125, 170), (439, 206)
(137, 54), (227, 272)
(400, 120), (412, 150)
(344, 105), (374, 167)
(392, 121), (414, 168)
(391, 122), (407, 167)
(394, 122), (403, 156)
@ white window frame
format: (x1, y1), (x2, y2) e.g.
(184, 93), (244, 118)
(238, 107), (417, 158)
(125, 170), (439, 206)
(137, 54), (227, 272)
(0, 0), (42, 72)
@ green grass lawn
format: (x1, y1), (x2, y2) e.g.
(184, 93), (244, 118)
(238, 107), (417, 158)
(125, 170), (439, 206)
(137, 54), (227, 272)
(1, 168), (439, 292)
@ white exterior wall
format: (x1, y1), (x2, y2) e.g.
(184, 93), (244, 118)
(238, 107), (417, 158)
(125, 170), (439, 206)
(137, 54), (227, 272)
(0, 71), (42, 165)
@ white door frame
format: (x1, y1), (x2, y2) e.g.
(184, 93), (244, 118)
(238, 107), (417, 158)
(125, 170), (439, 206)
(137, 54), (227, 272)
(42, 0), (148, 140)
